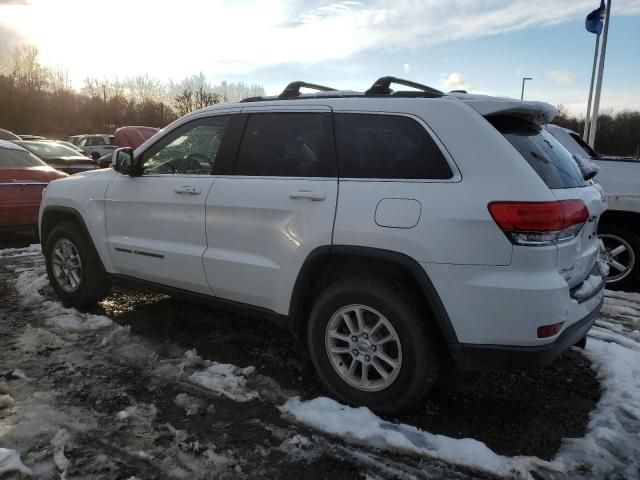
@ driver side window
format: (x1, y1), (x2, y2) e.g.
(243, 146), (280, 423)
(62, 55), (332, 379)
(142, 115), (230, 175)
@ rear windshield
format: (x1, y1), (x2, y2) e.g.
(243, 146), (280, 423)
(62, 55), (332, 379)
(0, 148), (47, 168)
(16, 141), (80, 160)
(489, 116), (587, 189)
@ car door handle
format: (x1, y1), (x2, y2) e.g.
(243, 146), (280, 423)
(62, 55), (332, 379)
(289, 190), (326, 201)
(174, 185), (201, 195)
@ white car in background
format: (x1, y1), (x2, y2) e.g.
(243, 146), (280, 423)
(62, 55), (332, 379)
(547, 124), (640, 288)
(72, 134), (118, 160)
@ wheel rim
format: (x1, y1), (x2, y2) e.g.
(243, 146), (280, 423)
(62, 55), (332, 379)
(325, 304), (402, 392)
(599, 234), (635, 283)
(51, 238), (83, 293)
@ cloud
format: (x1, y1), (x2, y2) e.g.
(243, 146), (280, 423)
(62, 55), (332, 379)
(403, 63), (411, 74)
(441, 72), (471, 91)
(548, 69), (577, 84)
(2, 0), (640, 85)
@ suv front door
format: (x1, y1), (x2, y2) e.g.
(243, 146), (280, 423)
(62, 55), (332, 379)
(104, 111), (237, 294)
(204, 106), (338, 314)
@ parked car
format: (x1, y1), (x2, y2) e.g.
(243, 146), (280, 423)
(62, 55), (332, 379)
(0, 128), (20, 141)
(50, 140), (88, 155)
(76, 134), (118, 160)
(93, 126), (161, 168)
(1, 140), (67, 234)
(18, 134), (46, 141)
(39, 77), (606, 412)
(547, 124), (640, 288)
(114, 126), (160, 149)
(66, 135), (85, 146)
(14, 140), (97, 175)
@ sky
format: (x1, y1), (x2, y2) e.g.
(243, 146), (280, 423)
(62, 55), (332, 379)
(0, 0), (639, 115)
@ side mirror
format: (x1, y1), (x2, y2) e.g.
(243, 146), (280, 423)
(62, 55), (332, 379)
(112, 147), (139, 175)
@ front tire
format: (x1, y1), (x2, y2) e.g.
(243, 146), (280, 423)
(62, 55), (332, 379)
(45, 221), (110, 307)
(307, 276), (439, 413)
(598, 224), (640, 289)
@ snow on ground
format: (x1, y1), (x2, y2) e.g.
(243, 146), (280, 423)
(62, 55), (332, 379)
(1, 251), (263, 478)
(15, 270), (113, 331)
(3, 243), (640, 479)
(187, 362), (258, 402)
(281, 397), (535, 478)
(0, 244), (41, 259)
(281, 289), (640, 479)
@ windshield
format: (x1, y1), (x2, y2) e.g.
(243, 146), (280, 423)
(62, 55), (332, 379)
(17, 141), (82, 160)
(490, 116), (587, 189)
(0, 147), (48, 168)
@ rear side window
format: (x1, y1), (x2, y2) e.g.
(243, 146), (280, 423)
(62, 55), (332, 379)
(334, 113), (453, 179)
(490, 117), (587, 189)
(0, 148), (46, 168)
(569, 132), (599, 158)
(235, 113), (334, 177)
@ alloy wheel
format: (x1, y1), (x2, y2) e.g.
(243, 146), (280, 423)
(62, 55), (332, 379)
(51, 238), (83, 293)
(325, 304), (402, 392)
(599, 234), (635, 284)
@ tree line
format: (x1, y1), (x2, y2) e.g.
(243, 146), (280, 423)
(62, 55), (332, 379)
(554, 105), (640, 158)
(0, 45), (637, 156)
(0, 45), (265, 136)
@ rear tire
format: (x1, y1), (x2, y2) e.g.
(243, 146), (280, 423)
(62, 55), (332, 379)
(598, 224), (640, 290)
(307, 276), (439, 413)
(44, 221), (110, 307)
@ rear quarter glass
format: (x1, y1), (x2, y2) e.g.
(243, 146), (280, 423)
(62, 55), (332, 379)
(488, 116), (587, 189)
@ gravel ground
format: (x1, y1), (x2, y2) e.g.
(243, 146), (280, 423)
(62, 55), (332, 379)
(0, 232), (625, 479)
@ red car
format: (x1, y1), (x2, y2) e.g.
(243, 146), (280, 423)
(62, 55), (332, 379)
(0, 140), (67, 233)
(114, 126), (160, 149)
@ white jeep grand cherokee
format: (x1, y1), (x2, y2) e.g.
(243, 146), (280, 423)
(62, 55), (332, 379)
(39, 77), (606, 412)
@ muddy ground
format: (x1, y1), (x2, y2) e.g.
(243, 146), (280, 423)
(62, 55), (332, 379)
(0, 232), (616, 479)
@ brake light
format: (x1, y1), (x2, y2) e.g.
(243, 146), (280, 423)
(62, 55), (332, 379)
(488, 200), (589, 246)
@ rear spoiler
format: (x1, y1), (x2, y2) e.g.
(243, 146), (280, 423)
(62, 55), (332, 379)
(447, 92), (557, 125)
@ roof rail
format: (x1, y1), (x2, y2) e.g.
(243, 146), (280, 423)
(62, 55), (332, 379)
(365, 76), (443, 96)
(279, 81), (337, 98)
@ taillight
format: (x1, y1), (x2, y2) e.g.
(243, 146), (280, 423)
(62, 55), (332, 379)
(488, 200), (589, 246)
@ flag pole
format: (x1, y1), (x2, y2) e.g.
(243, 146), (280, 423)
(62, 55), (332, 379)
(583, 33), (600, 141)
(588, 0), (612, 148)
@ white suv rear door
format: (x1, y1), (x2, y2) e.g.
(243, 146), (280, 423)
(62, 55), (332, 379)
(203, 106), (338, 314)
(104, 111), (238, 294)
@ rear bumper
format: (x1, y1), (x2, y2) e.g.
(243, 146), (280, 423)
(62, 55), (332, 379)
(448, 296), (603, 370)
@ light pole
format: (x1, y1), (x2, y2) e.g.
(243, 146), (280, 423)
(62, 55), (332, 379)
(520, 77), (533, 100)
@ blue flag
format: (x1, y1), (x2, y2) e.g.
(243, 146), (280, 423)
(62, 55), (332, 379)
(585, 1), (606, 35)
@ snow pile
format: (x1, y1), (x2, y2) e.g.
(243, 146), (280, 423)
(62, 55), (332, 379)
(0, 394), (15, 410)
(573, 154), (600, 179)
(546, 289), (640, 478)
(174, 393), (206, 416)
(572, 274), (604, 302)
(0, 448), (32, 477)
(15, 269), (49, 306)
(15, 270), (112, 332)
(280, 397), (533, 478)
(0, 244), (41, 259)
(279, 434), (321, 462)
(116, 403), (158, 422)
(188, 363), (258, 402)
(184, 349), (258, 402)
